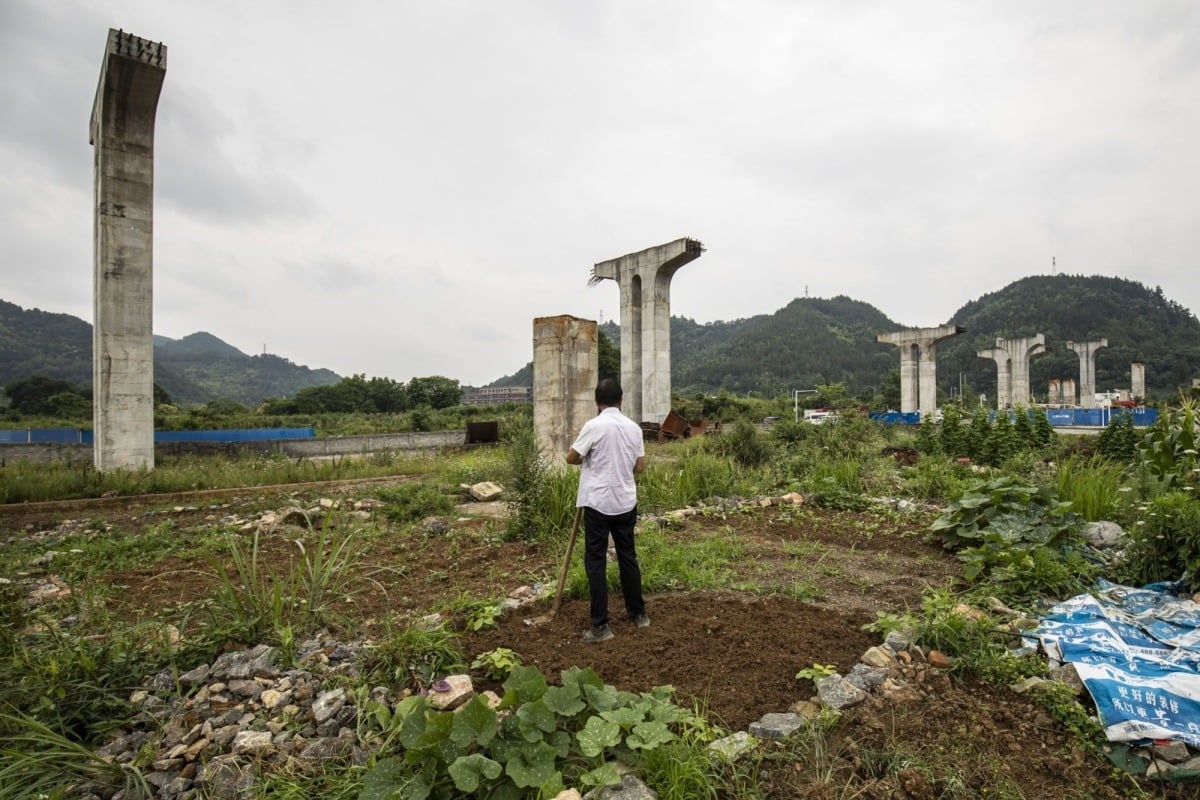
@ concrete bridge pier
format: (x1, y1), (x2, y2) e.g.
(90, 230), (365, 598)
(877, 325), (965, 418)
(1066, 339), (1108, 407)
(90, 28), (166, 471)
(978, 335), (1045, 408)
(532, 316), (598, 467)
(1131, 362), (1146, 402)
(590, 238), (703, 424)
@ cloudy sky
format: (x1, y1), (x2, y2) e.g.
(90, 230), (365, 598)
(2, 1), (1197, 386)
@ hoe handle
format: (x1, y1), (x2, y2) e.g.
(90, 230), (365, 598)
(551, 507), (583, 616)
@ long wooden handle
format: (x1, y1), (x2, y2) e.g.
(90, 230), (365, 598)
(550, 506), (583, 615)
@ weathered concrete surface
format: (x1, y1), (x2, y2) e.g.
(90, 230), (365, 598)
(1131, 362), (1146, 401)
(876, 325), (964, 418)
(591, 238), (703, 423)
(90, 29), (166, 471)
(978, 335), (1045, 409)
(1066, 339), (1108, 407)
(533, 315), (598, 466)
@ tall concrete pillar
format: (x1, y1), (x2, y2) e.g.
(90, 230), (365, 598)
(877, 325), (965, 418)
(1062, 378), (1077, 407)
(1066, 339), (1108, 408)
(533, 316), (598, 467)
(90, 29), (166, 471)
(1131, 362), (1146, 401)
(978, 335), (1045, 409)
(1048, 380), (1062, 406)
(590, 238), (704, 423)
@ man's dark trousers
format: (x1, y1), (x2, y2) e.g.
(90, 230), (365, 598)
(582, 506), (645, 628)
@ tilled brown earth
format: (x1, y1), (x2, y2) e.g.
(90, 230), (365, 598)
(5, 484), (1199, 798)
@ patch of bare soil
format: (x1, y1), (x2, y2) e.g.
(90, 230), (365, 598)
(8, 489), (1199, 798)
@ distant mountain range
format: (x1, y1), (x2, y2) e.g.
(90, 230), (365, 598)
(5, 275), (1198, 407)
(0, 300), (340, 406)
(490, 275), (1200, 401)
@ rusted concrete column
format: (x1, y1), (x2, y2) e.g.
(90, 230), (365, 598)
(877, 324), (965, 418)
(978, 335), (1045, 409)
(90, 29), (166, 471)
(533, 316), (598, 467)
(1066, 339), (1108, 408)
(590, 238), (703, 424)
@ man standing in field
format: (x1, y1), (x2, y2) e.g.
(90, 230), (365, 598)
(566, 378), (649, 643)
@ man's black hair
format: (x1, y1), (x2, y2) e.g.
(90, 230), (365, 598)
(595, 378), (623, 407)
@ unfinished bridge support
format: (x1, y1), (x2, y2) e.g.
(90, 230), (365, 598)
(1066, 339), (1108, 408)
(877, 325), (965, 418)
(590, 238), (703, 423)
(977, 335), (1046, 409)
(533, 316), (598, 467)
(90, 29), (166, 471)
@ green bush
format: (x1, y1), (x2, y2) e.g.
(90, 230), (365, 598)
(502, 417), (577, 541)
(706, 421), (772, 468)
(1137, 398), (1199, 489)
(1116, 492), (1200, 586)
(376, 483), (455, 524)
(358, 665), (699, 798)
(1054, 454), (1129, 522)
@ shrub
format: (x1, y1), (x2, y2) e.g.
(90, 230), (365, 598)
(1116, 492), (1200, 587)
(358, 665), (699, 798)
(377, 483), (455, 524)
(1097, 414), (1139, 462)
(706, 421), (772, 468)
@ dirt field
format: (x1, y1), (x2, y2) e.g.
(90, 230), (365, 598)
(3, 481), (1196, 798)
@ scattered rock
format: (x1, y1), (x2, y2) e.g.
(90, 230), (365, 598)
(466, 481), (504, 501)
(427, 674), (474, 711)
(748, 712), (807, 739)
(709, 730), (756, 761)
(815, 674), (867, 709)
(1081, 521), (1126, 549)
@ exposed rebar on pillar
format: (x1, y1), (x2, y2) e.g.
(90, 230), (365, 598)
(533, 316), (598, 467)
(877, 325), (965, 418)
(1066, 339), (1108, 408)
(978, 335), (1046, 409)
(90, 28), (166, 471)
(590, 238), (703, 424)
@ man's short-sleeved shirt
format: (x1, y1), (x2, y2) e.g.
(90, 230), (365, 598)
(570, 406), (645, 515)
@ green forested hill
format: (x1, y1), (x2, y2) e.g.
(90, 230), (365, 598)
(940, 275), (1200, 401)
(489, 277), (1200, 402)
(0, 300), (341, 406)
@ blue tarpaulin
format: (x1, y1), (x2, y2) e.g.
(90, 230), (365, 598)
(1034, 580), (1200, 746)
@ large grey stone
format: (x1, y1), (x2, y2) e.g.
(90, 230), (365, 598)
(586, 772), (658, 799)
(312, 687), (347, 723)
(816, 674), (867, 709)
(1082, 521), (1126, 548)
(747, 712), (807, 740)
(708, 731), (756, 761)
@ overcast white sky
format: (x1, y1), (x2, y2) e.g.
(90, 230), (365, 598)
(2, 1), (1197, 386)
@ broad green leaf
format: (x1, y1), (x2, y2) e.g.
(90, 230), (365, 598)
(543, 684), (586, 716)
(580, 761), (622, 789)
(516, 698), (558, 738)
(583, 684), (624, 712)
(503, 665), (548, 704)
(599, 706), (642, 729)
(547, 729), (572, 758)
(561, 665), (604, 692)
(397, 705), (430, 751)
(576, 716), (621, 757)
(504, 740), (559, 788)
(447, 753), (502, 792)
(358, 757), (408, 800)
(450, 696), (498, 749)
(627, 720), (674, 749)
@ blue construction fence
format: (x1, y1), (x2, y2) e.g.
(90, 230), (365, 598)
(0, 427), (316, 445)
(869, 409), (1159, 427)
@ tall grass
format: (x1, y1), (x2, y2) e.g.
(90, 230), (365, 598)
(0, 451), (439, 504)
(209, 519), (358, 643)
(0, 713), (152, 800)
(639, 452), (740, 511)
(1054, 454), (1129, 522)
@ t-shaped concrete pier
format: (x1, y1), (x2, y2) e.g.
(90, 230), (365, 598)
(1066, 339), (1108, 407)
(977, 335), (1046, 409)
(590, 238), (703, 423)
(877, 324), (965, 418)
(90, 29), (166, 471)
